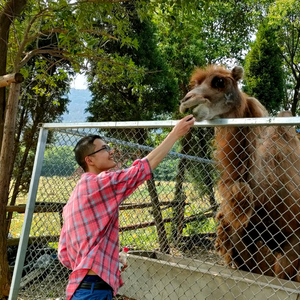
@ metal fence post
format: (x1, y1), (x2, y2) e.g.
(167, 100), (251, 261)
(9, 127), (48, 300)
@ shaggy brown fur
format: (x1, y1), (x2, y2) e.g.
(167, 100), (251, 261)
(180, 65), (300, 280)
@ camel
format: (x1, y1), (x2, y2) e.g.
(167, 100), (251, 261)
(179, 65), (300, 281)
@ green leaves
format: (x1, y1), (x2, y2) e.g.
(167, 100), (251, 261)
(85, 5), (179, 123)
(243, 20), (285, 115)
(266, 0), (300, 115)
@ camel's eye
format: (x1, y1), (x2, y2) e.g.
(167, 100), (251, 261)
(212, 76), (225, 89)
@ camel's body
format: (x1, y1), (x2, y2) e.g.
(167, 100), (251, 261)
(180, 65), (300, 280)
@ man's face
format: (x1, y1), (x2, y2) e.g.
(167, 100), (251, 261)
(86, 139), (116, 173)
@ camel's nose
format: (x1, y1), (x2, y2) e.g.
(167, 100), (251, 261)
(179, 97), (186, 105)
(180, 93), (193, 104)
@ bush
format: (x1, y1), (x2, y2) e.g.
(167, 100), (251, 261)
(41, 146), (77, 177)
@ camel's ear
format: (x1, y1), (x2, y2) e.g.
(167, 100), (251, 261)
(231, 66), (244, 82)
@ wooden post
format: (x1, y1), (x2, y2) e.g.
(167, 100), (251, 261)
(0, 81), (22, 297)
(147, 178), (170, 254)
(0, 73), (24, 88)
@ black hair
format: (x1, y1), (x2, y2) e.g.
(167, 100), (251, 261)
(74, 135), (102, 171)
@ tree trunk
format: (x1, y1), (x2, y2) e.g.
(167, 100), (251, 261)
(0, 0), (27, 148)
(199, 127), (217, 210)
(172, 128), (217, 246)
(291, 79), (300, 116)
(0, 83), (22, 298)
(0, 2), (27, 297)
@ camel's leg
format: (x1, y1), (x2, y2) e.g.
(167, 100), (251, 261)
(253, 241), (276, 276)
(216, 181), (255, 268)
(215, 212), (256, 271)
(215, 211), (235, 266)
(274, 232), (300, 281)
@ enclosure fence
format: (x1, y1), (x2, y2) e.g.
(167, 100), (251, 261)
(8, 117), (300, 300)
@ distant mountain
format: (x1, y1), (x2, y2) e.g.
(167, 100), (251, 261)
(62, 88), (91, 122)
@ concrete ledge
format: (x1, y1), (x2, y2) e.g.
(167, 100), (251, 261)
(118, 251), (300, 300)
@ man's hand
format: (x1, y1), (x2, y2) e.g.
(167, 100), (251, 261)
(146, 114), (195, 170)
(170, 114), (195, 139)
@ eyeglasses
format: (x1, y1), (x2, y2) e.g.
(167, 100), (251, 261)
(87, 145), (112, 156)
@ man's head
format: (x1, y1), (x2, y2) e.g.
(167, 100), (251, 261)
(74, 135), (116, 173)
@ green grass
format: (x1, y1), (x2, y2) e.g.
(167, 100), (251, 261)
(9, 212), (24, 238)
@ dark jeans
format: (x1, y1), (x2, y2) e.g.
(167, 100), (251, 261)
(72, 288), (113, 300)
(72, 275), (113, 300)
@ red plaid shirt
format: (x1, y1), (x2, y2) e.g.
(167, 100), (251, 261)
(58, 158), (152, 300)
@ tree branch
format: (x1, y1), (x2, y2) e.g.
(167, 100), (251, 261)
(14, 8), (53, 70)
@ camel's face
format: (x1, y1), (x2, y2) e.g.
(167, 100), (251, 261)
(180, 66), (244, 121)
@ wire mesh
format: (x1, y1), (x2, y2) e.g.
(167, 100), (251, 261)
(9, 120), (300, 300)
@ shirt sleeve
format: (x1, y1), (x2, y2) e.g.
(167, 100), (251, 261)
(104, 157), (152, 202)
(58, 225), (72, 269)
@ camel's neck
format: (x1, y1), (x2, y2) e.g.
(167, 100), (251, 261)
(239, 95), (268, 118)
(215, 97), (266, 182)
(215, 127), (258, 182)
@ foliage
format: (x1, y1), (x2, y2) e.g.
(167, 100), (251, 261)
(243, 20), (285, 115)
(153, 158), (179, 181)
(184, 218), (217, 236)
(152, 0), (273, 102)
(5, 0), (157, 93)
(86, 2), (178, 124)
(10, 31), (72, 197)
(267, 0), (300, 115)
(4, 0), (158, 203)
(41, 146), (77, 177)
(184, 128), (217, 198)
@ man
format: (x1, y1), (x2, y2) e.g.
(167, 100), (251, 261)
(58, 115), (195, 300)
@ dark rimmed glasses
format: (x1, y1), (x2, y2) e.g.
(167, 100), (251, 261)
(87, 145), (112, 156)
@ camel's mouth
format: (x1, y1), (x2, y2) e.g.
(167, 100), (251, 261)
(179, 96), (210, 114)
(179, 105), (196, 115)
(180, 96), (215, 121)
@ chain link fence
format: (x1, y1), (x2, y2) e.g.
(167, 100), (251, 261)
(8, 118), (300, 300)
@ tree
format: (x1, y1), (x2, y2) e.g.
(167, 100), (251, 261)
(6, 53), (72, 236)
(0, 0), (27, 146)
(0, 1), (28, 297)
(243, 20), (285, 115)
(152, 0), (273, 99)
(268, 0), (300, 115)
(86, 3), (178, 122)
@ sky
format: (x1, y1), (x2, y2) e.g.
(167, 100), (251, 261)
(70, 73), (88, 89)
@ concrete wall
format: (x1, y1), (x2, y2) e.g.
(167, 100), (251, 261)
(118, 251), (300, 300)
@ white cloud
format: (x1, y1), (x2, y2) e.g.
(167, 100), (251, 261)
(71, 73), (88, 90)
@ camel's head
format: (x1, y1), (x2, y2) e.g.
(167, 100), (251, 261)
(180, 65), (244, 121)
